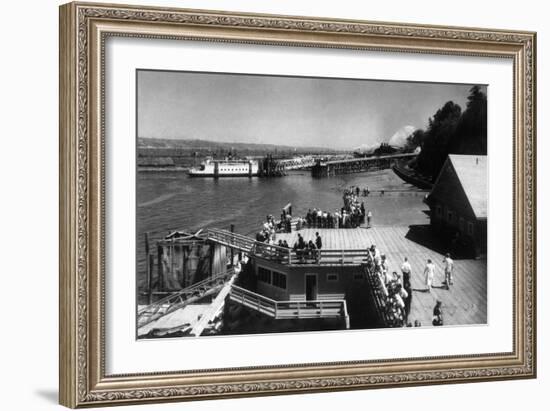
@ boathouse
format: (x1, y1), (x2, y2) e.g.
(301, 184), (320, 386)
(426, 154), (487, 257)
(155, 230), (228, 291)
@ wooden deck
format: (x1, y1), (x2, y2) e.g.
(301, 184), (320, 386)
(275, 227), (487, 327)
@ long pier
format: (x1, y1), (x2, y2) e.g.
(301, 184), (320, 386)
(311, 152), (417, 177)
(259, 155), (317, 176)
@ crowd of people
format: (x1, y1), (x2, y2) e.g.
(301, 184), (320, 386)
(365, 244), (453, 328)
(289, 232), (323, 263)
(364, 246), (412, 327)
(299, 186), (374, 230)
(255, 214), (279, 243)
(252, 206), (452, 326)
(255, 184), (377, 240)
(253, 214), (325, 264)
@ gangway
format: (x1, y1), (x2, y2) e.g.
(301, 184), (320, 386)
(137, 268), (235, 328)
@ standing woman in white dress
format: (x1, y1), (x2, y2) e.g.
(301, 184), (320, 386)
(424, 259), (436, 291)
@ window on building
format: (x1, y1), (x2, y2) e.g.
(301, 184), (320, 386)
(447, 210), (454, 223)
(467, 222), (474, 236)
(258, 267), (271, 284)
(327, 273), (339, 282)
(272, 271), (287, 289)
(353, 273), (363, 281)
(436, 205), (442, 217)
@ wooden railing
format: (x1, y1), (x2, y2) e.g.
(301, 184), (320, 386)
(229, 285), (350, 328)
(206, 228), (370, 266)
(205, 228), (257, 253)
(363, 261), (405, 327)
(137, 268), (235, 328)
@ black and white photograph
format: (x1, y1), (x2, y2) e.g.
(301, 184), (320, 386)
(135, 70), (487, 339)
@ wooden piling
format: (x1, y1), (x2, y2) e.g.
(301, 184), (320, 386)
(157, 243), (164, 291)
(144, 232), (152, 304)
(230, 224), (235, 266)
(148, 254), (154, 305)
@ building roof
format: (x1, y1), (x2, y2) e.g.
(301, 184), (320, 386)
(435, 154), (487, 219)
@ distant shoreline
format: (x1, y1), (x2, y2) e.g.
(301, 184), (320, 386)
(138, 166), (190, 172)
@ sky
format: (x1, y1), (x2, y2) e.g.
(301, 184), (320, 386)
(137, 70), (482, 150)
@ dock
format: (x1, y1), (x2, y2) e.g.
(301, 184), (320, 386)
(275, 227), (487, 327)
(311, 152), (418, 177)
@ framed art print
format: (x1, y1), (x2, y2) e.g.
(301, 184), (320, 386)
(59, 2), (536, 407)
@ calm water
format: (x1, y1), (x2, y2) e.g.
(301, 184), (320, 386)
(136, 169), (426, 287)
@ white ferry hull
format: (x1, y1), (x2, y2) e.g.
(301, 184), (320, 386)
(188, 171), (259, 177)
(188, 159), (259, 177)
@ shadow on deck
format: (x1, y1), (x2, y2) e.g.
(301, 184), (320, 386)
(404, 224), (475, 260)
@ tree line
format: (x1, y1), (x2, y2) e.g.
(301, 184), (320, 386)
(404, 85), (487, 181)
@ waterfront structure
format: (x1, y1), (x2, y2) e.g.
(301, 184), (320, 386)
(311, 152), (418, 177)
(188, 157), (259, 177)
(138, 224), (487, 337)
(154, 230), (228, 292)
(426, 154), (487, 257)
(392, 163), (433, 189)
(258, 154), (316, 177)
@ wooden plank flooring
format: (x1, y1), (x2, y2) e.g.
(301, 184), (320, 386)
(275, 227), (487, 327)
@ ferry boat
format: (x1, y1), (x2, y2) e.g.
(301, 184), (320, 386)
(188, 157), (259, 177)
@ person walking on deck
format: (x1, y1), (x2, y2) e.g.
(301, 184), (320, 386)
(315, 232), (322, 249)
(366, 210), (373, 228)
(423, 259), (436, 291)
(293, 234), (306, 262)
(315, 232), (323, 263)
(401, 257), (412, 286)
(432, 300), (444, 326)
(442, 253), (454, 290)
(381, 255), (390, 285)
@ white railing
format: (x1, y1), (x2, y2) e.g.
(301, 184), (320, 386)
(206, 228), (370, 266)
(229, 285), (349, 328)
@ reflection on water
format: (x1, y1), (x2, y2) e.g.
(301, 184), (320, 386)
(136, 169), (424, 286)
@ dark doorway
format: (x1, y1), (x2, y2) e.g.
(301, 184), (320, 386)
(305, 274), (317, 301)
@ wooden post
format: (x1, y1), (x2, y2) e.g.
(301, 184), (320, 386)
(209, 242), (214, 280)
(157, 243), (164, 291)
(230, 224), (235, 267)
(145, 232), (152, 304)
(180, 246), (186, 288)
(148, 254), (154, 305)
(170, 240), (174, 286)
(288, 248), (292, 265)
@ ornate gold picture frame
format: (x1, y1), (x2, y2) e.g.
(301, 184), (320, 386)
(59, 1), (536, 408)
